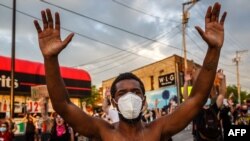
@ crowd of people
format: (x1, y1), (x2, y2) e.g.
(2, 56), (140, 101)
(0, 111), (84, 141)
(88, 68), (250, 141)
(2, 1), (250, 141)
(0, 84), (249, 141)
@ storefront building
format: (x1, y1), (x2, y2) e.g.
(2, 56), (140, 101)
(102, 54), (200, 109)
(0, 56), (91, 118)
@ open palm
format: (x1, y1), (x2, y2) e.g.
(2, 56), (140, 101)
(196, 3), (227, 49)
(34, 9), (74, 58)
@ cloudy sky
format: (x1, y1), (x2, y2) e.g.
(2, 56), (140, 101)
(0, 0), (249, 92)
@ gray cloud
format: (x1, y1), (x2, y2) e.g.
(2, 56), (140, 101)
(0, 0), (249, 91)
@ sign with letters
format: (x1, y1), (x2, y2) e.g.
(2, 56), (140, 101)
(158, 73), (175, 87)
(224, 125), (250, 141)
(0, 56), (91, 97)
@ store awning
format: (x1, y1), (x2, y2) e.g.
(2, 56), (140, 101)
(0, 56), (91, 98)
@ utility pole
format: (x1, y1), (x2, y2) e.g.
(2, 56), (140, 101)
(10, 0), (16, 118)
(233, 50), (248, 105)
(182, 0), (199, 73)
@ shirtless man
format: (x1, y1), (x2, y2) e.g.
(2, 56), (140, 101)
(33, 2), (227, 141)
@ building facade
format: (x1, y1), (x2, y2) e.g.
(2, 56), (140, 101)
(102, 54), (200, 109)
(0, 56), (91, 118)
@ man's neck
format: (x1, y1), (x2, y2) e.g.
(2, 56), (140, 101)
(117, 114), (145, 135)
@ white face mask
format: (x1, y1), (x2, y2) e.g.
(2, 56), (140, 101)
(115, 92), (143, 119)
(205, 98), (211, 106)
(0, 127), (6, 132)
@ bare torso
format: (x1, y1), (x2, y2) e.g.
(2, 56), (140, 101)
(90, 121), (169, 141)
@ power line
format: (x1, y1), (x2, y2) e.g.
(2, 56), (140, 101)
(1, 2), (188, 74)
(186, 23), (236, 61)
(88, 27), (183, 72)
(74, 25), (181, 67)
(186, 29), (235, 67)
(0, 3), (182, 64)
(1, 2), (195, 77)
(40, 0), (181, 51)
(111, 0), (180, 23)
(86, 39), (161, 71)
(79, 24), (182, 69)
(194, 3), (249, 51)
(40, 0), (221, 69)
(224, 68), (250, 80)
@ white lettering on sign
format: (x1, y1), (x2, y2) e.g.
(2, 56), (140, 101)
(0, 75), (19, 88)
(228, 129), (247, 136)
(159, 77), (165, 83)
(158, 73), (175, 87)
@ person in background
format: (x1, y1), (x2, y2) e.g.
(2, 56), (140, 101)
(25, 115), (36, 141)
(191, 69), (226, 141)
(92, 110), (100, 118)
(167, 96), (178, 115)
(219, 96), (234, 133)
(5, 118), (17, 139)
(49, 113), (74, 141)
(102, 89), (119, 123)
(247, 99), (250, 114)
(235, 104), (250, 125)
(0, 122), (12, 141)
(153, 99), (161, 119)
(34, 115), (43, 141)
(101, 112), (112, 124)
(142, 109), (156, 123)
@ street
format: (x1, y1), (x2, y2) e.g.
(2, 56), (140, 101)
(172, 124), (193, 141)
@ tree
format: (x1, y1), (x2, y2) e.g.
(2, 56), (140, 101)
(82, 85), (102, 107)
(226, 85), (250, 104)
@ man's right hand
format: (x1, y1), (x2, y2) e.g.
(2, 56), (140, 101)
(34, 9), (74, 59)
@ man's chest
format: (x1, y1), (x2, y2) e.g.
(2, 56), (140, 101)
(98, 128), (167, 141)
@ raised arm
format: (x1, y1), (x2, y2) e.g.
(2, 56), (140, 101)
(156, 2), (227, 136)
(216, 69), (226, 108)
(33, 9), (108, 138)
(183, 72), (192, 101)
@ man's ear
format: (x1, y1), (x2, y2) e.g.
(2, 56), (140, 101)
(111, 98), (117, 108)
(143, 95), (146, 103)
(142, 96), (147, 108)
(142, 96), (148, 112)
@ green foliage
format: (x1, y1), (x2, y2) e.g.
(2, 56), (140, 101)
(226, 85), (250, 103)
(82, 85), (101, 107)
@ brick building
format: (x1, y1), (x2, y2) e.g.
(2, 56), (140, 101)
(102, 54), (200, 108)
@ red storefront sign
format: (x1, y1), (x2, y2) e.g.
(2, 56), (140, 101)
(0, 56), (91, 97)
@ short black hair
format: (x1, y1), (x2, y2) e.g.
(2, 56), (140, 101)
(110, 72), (145, 98)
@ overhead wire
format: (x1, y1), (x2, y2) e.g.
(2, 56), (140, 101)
(90, 26), (183, 73)
(3, 1), (248, 89)
(40, 0), (182, 51)
(0, 2), (187, 75)
(193, 3), (249, 91)
(74, 24), (181, 68)
(0, 3), (182, 66)
(186, 28), (235, 67)
(0, 2), (184, 76)
(111, 0), (180, 23)
(194, 3), (248, 51)
(41, 0), (231, 73)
